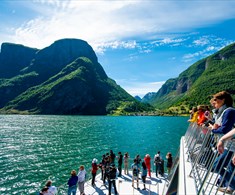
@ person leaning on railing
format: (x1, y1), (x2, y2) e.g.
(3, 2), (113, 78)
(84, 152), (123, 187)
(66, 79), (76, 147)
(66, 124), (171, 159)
(217, 128), (235, 194)
(188, 107), (198, 123)
(209, 91), (235, 170)
(208, 91), (235, 192)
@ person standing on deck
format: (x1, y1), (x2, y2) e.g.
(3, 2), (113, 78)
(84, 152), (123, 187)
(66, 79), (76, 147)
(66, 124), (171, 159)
(154, 151), (162, 177)
(123, 152), (129, 175)
(144, 154), (151, 177)
(135, 154), (141, 166)
(166, 152), (173, 175)
(131, 159), (140, 190)
(109, 150), (115, 164)
(107, 163), (118, 195)
(77, 165), (86, 195)
(91, 158), (98, 187)
(141, 161), (147, 190)
(67, 170), (78, 195)
(45, 180), (57, 195)
(99, 154), (106, 180)
(103, 157), (110, 185)
(117, 152), (123, 177)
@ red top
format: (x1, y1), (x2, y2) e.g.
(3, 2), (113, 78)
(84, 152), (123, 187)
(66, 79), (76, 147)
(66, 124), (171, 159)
(197, 111), (207, 125)
(144, 156), (151, 166)
(91, 163), (98, 174)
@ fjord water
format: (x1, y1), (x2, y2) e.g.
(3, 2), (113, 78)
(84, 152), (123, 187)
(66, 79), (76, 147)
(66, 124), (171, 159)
(0, 115), (188, 194)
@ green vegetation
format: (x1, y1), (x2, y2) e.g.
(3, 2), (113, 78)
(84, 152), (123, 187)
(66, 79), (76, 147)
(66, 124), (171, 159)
(1, 39), (234, 115)
(0, 56), (153, 115)
(144, 42), (235, 114)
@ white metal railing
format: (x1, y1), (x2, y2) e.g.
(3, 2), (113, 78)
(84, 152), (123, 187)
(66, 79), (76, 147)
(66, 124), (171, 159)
(184, 123), (235, 195)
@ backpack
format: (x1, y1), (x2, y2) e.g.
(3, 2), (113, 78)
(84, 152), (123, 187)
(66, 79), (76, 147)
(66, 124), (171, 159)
(132, 164), (138, 176)
(155, 156), (161, 164)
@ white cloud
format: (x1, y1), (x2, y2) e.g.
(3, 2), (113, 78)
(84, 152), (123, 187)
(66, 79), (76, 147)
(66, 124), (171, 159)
(182, 45), (220, 62)
(2, 0), (235, 50)
(182, 36), (235, 63)
(193, 37), (210, 46)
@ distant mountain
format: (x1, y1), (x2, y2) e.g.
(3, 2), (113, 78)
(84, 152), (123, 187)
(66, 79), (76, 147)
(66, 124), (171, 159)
(142, 42), (235, 112)
(0, 39), (153, 115)
(134, 95), (142, 101)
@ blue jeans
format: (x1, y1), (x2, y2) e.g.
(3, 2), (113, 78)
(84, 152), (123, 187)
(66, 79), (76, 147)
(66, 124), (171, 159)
(224, 161), (235, 189)
(212, 149), (233, 175)
(68, 185), (77, 195)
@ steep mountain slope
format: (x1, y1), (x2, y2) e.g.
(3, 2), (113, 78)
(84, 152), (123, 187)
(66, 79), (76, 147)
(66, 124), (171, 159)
(143, 42), (235, 111)
(0, 43), (38, 78)
(0, 39), (153, 115)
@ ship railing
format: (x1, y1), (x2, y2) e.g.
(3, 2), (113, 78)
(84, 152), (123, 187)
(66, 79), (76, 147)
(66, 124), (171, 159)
(161, 146), (180, 195)
(184, 123), (235, 195)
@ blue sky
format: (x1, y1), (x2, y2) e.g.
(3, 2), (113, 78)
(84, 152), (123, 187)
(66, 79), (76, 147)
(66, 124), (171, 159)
(0, 0), (235, 97)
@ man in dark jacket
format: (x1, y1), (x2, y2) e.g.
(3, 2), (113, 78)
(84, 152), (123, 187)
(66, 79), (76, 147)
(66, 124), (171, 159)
(108, 164), (118, 195)
(117, 152), (123, 177)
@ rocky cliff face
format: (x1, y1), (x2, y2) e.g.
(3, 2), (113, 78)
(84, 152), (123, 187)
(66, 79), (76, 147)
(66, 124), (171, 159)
(0, 43), (38, 78)
(23, 38), (106, 82)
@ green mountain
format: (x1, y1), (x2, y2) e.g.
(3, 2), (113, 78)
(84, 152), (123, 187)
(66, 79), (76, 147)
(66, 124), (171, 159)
(142, 42), (235, 113)
(0, 39), (153, 115)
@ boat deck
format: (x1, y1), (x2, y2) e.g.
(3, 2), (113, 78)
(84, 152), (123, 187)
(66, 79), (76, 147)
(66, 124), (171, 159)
(80, 171), (168, 195)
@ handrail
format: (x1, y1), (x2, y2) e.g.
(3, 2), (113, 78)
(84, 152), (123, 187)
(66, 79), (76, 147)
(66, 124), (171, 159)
(184, 123), (235, 195)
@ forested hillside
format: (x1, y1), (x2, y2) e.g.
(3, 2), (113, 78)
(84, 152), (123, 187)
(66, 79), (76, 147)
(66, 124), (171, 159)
(142, 42), (235, 114)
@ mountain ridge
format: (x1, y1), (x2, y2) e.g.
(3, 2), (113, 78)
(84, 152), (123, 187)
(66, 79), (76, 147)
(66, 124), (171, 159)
(0, 39), (153, 115)
(142, 42), (235, 113)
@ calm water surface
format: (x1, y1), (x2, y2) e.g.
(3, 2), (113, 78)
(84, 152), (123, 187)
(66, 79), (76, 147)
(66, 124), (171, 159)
(0, 115), (188, 194)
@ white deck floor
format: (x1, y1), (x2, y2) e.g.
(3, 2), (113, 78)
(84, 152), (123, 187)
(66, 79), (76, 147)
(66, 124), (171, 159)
(79, 171), (168, 195)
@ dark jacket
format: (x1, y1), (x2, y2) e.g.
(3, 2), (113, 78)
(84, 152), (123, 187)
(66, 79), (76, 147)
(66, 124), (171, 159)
(108, 167), (117, 180)
(212, 108), (235, 134)
(67, 175), (78, 187)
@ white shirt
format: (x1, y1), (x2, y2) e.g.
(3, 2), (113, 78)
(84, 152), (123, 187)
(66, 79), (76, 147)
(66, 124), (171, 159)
(77, 169), (86, 182)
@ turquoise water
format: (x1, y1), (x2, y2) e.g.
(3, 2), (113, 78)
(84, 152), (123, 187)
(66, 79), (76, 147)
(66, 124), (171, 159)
(0, 115), (188, 194)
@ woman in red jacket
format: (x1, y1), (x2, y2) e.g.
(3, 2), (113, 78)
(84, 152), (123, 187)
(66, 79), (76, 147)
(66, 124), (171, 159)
(144, 154), (151, 177)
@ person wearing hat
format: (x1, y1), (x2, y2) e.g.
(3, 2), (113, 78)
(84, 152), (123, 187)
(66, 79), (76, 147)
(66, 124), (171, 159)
(91, 158), (98, 187)
(108, 163), (118, 195)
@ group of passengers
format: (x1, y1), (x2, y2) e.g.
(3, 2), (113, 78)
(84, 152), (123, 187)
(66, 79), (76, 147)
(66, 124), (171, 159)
(39, 149), (173, 195)
(94, 150), (173, 192)
(188, 91), (235, 194)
